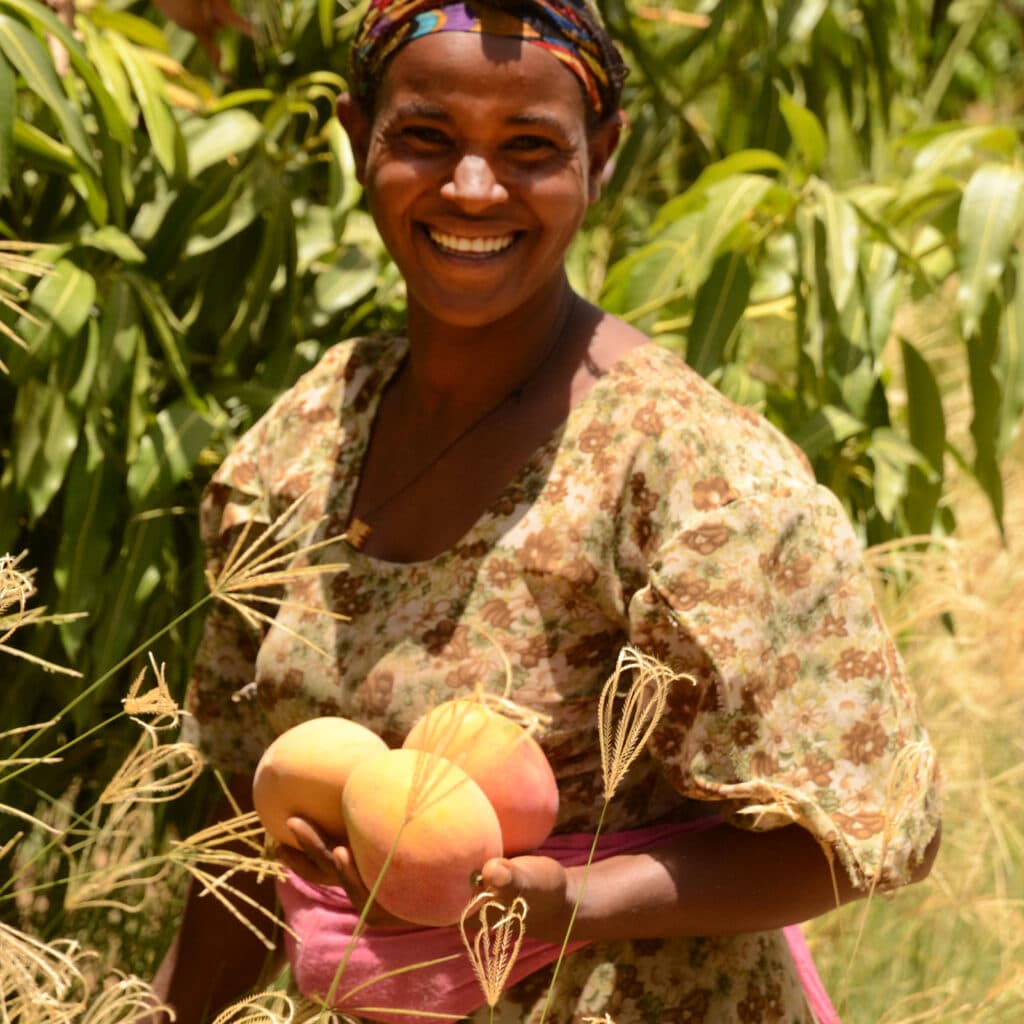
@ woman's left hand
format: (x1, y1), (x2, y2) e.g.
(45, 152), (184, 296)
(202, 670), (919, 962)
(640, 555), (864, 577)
(277, 816), (411, 928)
(476, 855), (576, 944)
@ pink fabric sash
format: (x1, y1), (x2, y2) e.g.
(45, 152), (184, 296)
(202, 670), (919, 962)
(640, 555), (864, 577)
(277, 819), (840, 1023)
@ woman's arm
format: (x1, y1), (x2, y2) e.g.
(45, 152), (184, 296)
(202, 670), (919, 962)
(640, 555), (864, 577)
(138, 776), (281, 1024)
(479, 820), (941, 944)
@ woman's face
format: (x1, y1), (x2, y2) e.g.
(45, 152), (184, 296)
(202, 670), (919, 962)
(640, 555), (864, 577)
(341, 31), (619, 329)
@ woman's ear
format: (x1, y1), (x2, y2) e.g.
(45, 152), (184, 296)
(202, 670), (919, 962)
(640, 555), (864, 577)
(336, 92), (372, 184)
(586, 109), (624, 205)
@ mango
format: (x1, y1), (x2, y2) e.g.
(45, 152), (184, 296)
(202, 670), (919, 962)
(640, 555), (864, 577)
(252, 716), (388, 847)
(402, 699), (559, 854)
(342, 748), (503, 926)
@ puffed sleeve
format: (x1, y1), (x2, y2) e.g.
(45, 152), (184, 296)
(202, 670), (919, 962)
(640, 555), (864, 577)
(180, 414), (278, 776)
(625, 464), (940, 893)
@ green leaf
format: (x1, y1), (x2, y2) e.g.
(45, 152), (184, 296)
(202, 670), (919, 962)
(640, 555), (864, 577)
(0, 52), (13, 194)
(53, 417), (119, 657)
(12, 117), (76, 172)
(0, 14), (106, 220)
(778, 90), (827, 173)
(813, 178), (860, 313)
(78, 18), (136, 132)
(21, 258), (97, 367)
(966, 294), (1005, 534)
(11, 377), (82, 520)
(108, 31), (181, 178)
(76, 226), (146, 264)
(600, 239), (692, 323)
(88, 5), (171, 51)
(127, 400), (217, 509)
(90, 514), (173, 675)
(688, 149), (788, 191)
(957, 164), (1024, 338)
(868, 428), (933, 524)
(94, 278), (142, 403)
(900, 340), (945, 534)
(686, 251), (751, 379)
(999, 253), (1024, 454)
(185, 108), (264, 177)
(791, 405), (866, 461)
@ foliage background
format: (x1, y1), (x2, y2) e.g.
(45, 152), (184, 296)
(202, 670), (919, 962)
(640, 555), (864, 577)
(0, 0), (1023, 1019)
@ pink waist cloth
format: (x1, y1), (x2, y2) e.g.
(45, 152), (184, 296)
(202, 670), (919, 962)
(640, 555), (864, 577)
(277, 818), (840, 1023)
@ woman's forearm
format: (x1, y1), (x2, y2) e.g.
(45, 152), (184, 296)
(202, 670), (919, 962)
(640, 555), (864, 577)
(563, 822), (940, 943)
(483, 821), (940, 944)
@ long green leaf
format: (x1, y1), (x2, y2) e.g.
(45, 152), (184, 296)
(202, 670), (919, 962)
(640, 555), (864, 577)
(21, 258), (97, 367)
(957, 164), (1024, 338)
(186, 108), (264, 177)
(0, 14), (106, 219)
(687, 251), (751, 379)
(778, 90), (827, 174)
(900, 340), (945, 535)
(0, 51), (13, 194)
(53, 417), (118, 657)
(108, 30), (181, 178)
(11, 377), (82, 520)
(814, 178), (860, 314)
(127, 400), (217, 509)
(999, 253), (1024, 454)
(12, 116), (76, 172)
(966, 295), (1005, 535)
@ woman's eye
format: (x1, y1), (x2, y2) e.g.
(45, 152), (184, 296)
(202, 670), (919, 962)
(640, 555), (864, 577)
(402, 126), (450, 147)
(506, 135), (557, 154)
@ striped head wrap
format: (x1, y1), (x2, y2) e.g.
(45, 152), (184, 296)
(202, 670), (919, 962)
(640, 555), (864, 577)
(350, 0), (622, 120)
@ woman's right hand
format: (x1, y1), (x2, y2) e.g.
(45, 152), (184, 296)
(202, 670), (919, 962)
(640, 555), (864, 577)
(279, 816), (411, 928)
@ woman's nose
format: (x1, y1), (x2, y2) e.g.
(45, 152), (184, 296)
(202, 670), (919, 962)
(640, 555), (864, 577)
(440, 153), (508, 211)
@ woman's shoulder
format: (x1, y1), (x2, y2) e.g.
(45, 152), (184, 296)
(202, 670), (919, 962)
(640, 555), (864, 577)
(593, 340), (814, 485)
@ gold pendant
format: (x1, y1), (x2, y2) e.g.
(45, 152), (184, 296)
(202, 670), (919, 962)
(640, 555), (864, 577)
(346, 518), (372, 550)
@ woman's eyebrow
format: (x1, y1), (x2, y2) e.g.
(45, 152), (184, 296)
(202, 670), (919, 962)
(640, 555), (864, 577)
(505, 111), (569, 132)
(389, 100), (450, 121)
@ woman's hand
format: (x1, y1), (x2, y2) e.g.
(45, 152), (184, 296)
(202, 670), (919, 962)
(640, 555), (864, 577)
(477, 854), (575, 944)
(277, 816), (410, 928)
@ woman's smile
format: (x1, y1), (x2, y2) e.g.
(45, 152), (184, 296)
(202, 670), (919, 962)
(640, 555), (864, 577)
(424, 226), (519, 257)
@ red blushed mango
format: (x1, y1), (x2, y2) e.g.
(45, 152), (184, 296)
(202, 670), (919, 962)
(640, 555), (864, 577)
(252, 717), (388, 847)
(342, 748), (503, 927)
(402, 699), (559, 854)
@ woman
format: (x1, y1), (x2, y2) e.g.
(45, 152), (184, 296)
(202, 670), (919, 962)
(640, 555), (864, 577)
(152, 1), (941, 1020)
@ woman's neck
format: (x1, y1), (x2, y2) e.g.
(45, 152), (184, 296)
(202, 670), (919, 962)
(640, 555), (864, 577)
(401, 275), (577, 417)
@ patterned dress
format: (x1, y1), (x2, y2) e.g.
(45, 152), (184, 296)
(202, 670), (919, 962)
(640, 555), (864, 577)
(184, 335), (940, 1023)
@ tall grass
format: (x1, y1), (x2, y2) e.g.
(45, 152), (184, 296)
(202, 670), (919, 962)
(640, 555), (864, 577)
(808, 442), (1024, 1022)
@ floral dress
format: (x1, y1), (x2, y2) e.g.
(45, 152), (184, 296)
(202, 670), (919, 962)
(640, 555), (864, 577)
(184, 335), (940, 1023)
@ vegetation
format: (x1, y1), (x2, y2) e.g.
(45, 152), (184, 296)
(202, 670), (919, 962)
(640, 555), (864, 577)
(0, 0), (1022, 1020)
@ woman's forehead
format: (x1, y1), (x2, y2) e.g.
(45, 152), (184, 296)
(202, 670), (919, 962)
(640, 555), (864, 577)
(375, 31), (589, 121)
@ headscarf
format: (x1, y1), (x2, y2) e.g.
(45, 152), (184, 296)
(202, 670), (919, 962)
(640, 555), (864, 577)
(350, 0), (620, 119)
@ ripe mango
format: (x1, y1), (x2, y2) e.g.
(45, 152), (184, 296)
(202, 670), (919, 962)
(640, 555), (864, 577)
(253, 716), (388, 847)
(402, 699), (559, 854)
(342, 747), (503, 926)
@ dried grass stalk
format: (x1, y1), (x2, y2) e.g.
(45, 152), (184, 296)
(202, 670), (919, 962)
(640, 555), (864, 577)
(209, 991), (296, 1023)
(122, 654), (181, 735)
(459, 893), (529, 1007)
(0, 922), (86, 1022)
(598, 646), (679, 800)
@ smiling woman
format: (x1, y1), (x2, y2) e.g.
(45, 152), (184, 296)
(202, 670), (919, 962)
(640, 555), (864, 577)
(143, 2), (941, 1023)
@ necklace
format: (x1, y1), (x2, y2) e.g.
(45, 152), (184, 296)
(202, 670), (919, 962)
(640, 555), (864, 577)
(346, 293), (579, 551)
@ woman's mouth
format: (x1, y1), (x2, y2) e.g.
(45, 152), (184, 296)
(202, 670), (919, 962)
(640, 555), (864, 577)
(425, 227), (518, 257)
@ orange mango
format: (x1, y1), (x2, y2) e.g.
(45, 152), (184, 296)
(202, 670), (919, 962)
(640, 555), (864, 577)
(342, 748), (503, 926)
(402, 699), (559, 854)
(252, 716), (388, 847)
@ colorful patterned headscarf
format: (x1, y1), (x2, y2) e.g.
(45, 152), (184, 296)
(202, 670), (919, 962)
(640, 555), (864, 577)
(351, 0), (621, 119)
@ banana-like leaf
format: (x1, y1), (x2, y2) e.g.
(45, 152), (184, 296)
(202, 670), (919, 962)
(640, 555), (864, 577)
(127, 399), (217, 509)
(94, 278), (142, 404)
(791, 405), (866, 462)
(957, 163), (1024, 338)
(900, 340), (945, 535)
(868, 427), (934, 523)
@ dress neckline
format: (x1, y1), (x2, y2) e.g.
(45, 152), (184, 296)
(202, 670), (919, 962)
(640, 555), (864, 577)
(342, 335), (658, 570)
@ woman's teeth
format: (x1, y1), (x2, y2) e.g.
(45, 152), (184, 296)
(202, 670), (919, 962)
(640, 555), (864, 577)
(428, 229), (516, 255)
